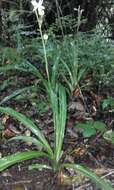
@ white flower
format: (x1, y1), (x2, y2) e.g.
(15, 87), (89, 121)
(43, 34), (48, 41)
(31, 0), (45, 16)
(38, 9), (44, 16)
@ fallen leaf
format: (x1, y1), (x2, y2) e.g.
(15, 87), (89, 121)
(74, 147), (86, 156)
(2, 129), (15, 138)
(2, 115), (9, 124)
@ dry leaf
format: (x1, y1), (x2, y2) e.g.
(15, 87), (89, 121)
(74, 147), (86, 156)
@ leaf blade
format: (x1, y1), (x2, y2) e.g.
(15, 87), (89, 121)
(0, 107), (53, 157)
(0, 151), (48, 172)
(62, 163), (113, 190)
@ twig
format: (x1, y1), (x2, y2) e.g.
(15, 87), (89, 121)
(101, 169), (114, 179)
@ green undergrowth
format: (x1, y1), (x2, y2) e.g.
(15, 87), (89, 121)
(0, 32), (114, 103)
(0, 9), (114, 189)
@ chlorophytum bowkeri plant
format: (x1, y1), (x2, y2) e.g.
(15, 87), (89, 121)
(0, 0), (113, 189)
(0, 85), (113, 190)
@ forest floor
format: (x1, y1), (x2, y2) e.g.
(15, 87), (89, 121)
(0, 74), (114, 190)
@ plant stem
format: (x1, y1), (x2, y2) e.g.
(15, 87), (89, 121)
(35, 10), (50, 83)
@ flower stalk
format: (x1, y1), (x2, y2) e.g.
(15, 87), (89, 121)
(31, 0), (50, 82)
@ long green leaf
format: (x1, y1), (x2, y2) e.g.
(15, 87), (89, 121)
(61, 59), (74, 85)
(50, 86), (67, 163)
(56, 86), (67, 162)
(9, 136), (43, 150)
(29, 163), (52, 170)
(0, 107), (53, 157)
(0, 85), (36, 105)
(62, 163), (113, 190)
(51, 51), (61, 88)
(0, 151), (47, 172)
(0, 60), (47, 88)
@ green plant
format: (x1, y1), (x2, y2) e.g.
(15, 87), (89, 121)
(0, 85), (113, 190)
(0, 85), (37, 105)
(77, 32), (114, 88)
(74, 121), (107, 138)
(0, 1), (113, 188)
(0, 6), (62, 102)
(0, 84), (65, 172)
(102, 96), (114, 111)
(59, 36), (87, 93)
(1, 25), (114, 101)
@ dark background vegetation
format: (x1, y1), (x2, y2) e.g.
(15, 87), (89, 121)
(0, 0), (114, 45)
